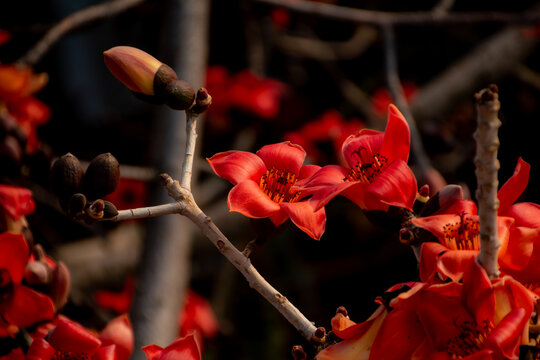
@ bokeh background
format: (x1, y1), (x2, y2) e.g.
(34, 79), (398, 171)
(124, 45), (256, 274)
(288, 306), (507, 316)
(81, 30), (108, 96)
(2, 0), (540, 359)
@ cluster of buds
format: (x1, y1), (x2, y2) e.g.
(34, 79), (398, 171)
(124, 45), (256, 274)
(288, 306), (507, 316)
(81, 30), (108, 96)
(103, 46), (211, 113)
(49, 152), (120, 222)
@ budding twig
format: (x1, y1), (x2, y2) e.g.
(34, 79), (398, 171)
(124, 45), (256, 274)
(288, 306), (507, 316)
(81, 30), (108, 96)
(474, 85), (501, 279)
(17, 0), (145, 66)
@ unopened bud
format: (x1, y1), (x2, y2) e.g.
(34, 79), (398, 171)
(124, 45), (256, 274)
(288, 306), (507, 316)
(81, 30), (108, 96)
(418, 184), (430, 199)
(335, 306), (348, 318)
(49, 261), (71, 311)
(399, 227), (414, 245)
(24, 261), (51, 285)
(191, 88), (213, 114)
(102, 200), (119, 219)
(419, 184), (464, 217)
(49, 153), (84, 207)
(312, 327), (326, 343)
(87, 199), (105, 220)
(68, 193), (87, 219)
(164, 79), (195, 110)
(104, 46), (163, 96)
(82, 153), (120, 199)
(292, 345), (307, 360)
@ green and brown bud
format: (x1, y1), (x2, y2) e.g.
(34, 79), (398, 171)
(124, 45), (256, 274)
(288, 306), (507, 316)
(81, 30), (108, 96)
(104, 46), (163, 96)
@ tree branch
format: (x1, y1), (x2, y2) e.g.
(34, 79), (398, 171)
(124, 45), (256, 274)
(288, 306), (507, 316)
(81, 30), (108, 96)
(180, 111), (198, 191)
(16, 0), (146, 67)
(474, 85), (501, 279)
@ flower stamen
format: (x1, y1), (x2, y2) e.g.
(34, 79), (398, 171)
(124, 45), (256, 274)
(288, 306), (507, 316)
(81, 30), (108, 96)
(343, 153), (388, 184)
(447, 319), (493, 359)
(441, 214), (480, 250)
(259, 168), (301, 203)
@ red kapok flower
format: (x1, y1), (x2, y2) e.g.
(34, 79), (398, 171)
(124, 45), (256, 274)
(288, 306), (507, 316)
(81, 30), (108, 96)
(0, 185), (35, 221)
(0, 232), (55, 332)
(26, 317), (114, 360)
(207, 141), (326, 240)
(99, 314), (134, 360)
(293, 104), (417, 212)
(179, 290), (219, 340)
(142, 333), (201, 360)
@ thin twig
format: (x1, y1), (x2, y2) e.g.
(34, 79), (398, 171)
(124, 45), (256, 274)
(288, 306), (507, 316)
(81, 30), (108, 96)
(17, 0), (145, 66)
(255, 0), (540, 27)
(382, 24), (431, 174)
(159, 173), (318, 340)
(113, 202), (182, 221)
(474, 85), (501, 279)
(180, 111), (199, 191)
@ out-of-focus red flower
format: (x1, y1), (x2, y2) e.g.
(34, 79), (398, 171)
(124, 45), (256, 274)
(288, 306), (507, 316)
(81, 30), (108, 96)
(142, 333), (201, 360)
(0, 30), (10, 46)
(207, 141), (326, 240)
(371, 82), (417, 118)
(293, 104), (417, 213)
(284, 110), (364, 165)
(0, 185), (35, 221)
(0, 65), (48, 103)
(99, 314), (134, 360)
(270, 8), (291, 28)
(94, 277), (135, 314)
(26, 317), (117, 360)
(205, 66), (287, 129)
(105, 178), (148, 211)
(0, 232), (55, 334)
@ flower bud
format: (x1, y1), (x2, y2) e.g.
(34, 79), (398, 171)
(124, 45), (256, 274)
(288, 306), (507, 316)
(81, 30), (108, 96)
(104, 46), (163, 96)
(87, 199), (105, 220)
(419, 184), (464, 217)
(49, 153), (84, 208)
(191, 88), (213, 114)
(312, 327), (326, 343)
(292, 345), (307, 360)
(164, 79), (195, 110)
(83, 153), (120, 199)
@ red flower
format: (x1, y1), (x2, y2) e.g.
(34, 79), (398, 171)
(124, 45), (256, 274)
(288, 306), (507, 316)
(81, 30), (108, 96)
(293, 104), (417, 212)
(142, 333), (201, 360)
(26, 317), (116, 360)
(0, 232), (55, 333)
(207, 141), (326, 240)
(179, 290), (219, 340)
(99, 314), (134, 360)
(371, 82), (417, 118)
(0, 185), (35, 221)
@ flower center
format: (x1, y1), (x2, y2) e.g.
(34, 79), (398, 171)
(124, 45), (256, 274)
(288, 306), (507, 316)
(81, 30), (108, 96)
(446, 319), (493, 359)
(343, 149), (388, 184)
(441, 214), (480, 251)
(53, 352), (91, 360)
(259, 168), (301, 203)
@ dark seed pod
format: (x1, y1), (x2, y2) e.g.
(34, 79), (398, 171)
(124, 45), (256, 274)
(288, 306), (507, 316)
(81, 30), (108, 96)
(153, 64), (178, 100)
(49, 153), (84, 206)
(163, 79), (195, 110)
(82, 153), (120, 199)
(103, 200), (119, 219)
(67, 193), (87, 219)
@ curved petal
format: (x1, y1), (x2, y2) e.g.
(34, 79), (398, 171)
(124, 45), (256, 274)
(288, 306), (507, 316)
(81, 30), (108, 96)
(142, 345), (163, 360)
(312, 181), (363, 211)
(93, 345), (118, 360)
(498, 226), (537, 272)
(439, 199), (478, 216)
(227, 181), (280, 218)
(0, 185), (35, 220)
(207, 151), (266, 185)
(504, 202), (540, 228)
(0, 232), (28, 284)
(268, 209), (289, 227)
(298, 164), (321, 181)
(370, 308), (424, 360)
(3, 286), (55, 328)
(342, 130), (384, 170)
(27, 338), (55, 360)
(362, 160), (417, 211)
(498, 158), (530, 214)
(411, 214), (461, 241)
(256, 142), (305, 175)
(462, 260), (494, 325)
(419, 242), (448, 282)
(437, 250), (478, 282)
(280, 202), (326, 240)
(330, 313), (357, 340)
(48, 317), (101, 354)
(100, 314), (134, 360)
(484, 308), (527, 360)
(159, 333), (201, 360)
(380, 104), (411, 163)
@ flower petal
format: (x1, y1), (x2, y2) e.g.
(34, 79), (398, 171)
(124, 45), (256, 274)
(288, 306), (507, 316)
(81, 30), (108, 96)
(380, 104), (411, 163)
(484, 308), (528, 360)
(498, 158), (530, 214)
(142, 345), (163, 360)
(298, 164), (321, 181)
(48, 317), (101, 354)
(0, 232), (28, 284)
(159, 333), (201, 360)
(227, 181), (280, 218)
(342, 130), (383, 170)
(3, 285), (55, 328)
(280, 202), (326, 240)
(93, 345), (118, 360)
(0, 185), (35, 220)
(461, 260), (494, 326)
(100, 314), (134, 360)
(504, 202), (540, 228)
(27, 338), (55, 360)
(498, 226), (537, 272)
(256, 142), (305, 174)
(363, 160), (417, 211)
(437, 249), (478, 282)
(207, 151), (266, 185)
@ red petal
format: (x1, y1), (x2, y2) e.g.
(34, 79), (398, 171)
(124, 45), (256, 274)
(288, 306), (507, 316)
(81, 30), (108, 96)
(3, 286), (55, 328)
(498, 158), (530, 214)
(484, 308), (528, 359)
(504, 202), (540, 228)
(380, 104), (411, 163)
(179, 291), (219, 339)
(0, 185), (35, 220)
(462, 260), (494, 326)
(268, 209), (289, 226)
(256, 142), (305, 174)
(419, 242), (447, 282)
(142, 345), (163, 360)
(330, 313), (357, 339)
(342, 130), (383, 169)
(27, 338), (55, 360)
(363, 160), (417, 211)
(280, 202), (326, 240)
(437, 199), (477, 216)
(369, 308), (424, 360)
(159, 333), (201, 360)
(207, 151), (266, 185)
(437, 250), (478, 282)
(411, 214), (461, 241)
(498, 226), (537, 272)
(100, 314), (134, 360)
(227, 181), (280, 218)
(48, 317), (101, 354)
(298, 164), (321, 180)
(93, 345), (118, 360)
(0, 232), (28, 284)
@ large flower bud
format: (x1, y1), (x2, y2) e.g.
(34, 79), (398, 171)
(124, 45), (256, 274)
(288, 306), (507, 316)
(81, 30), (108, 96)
(104, 46), (174, 97)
